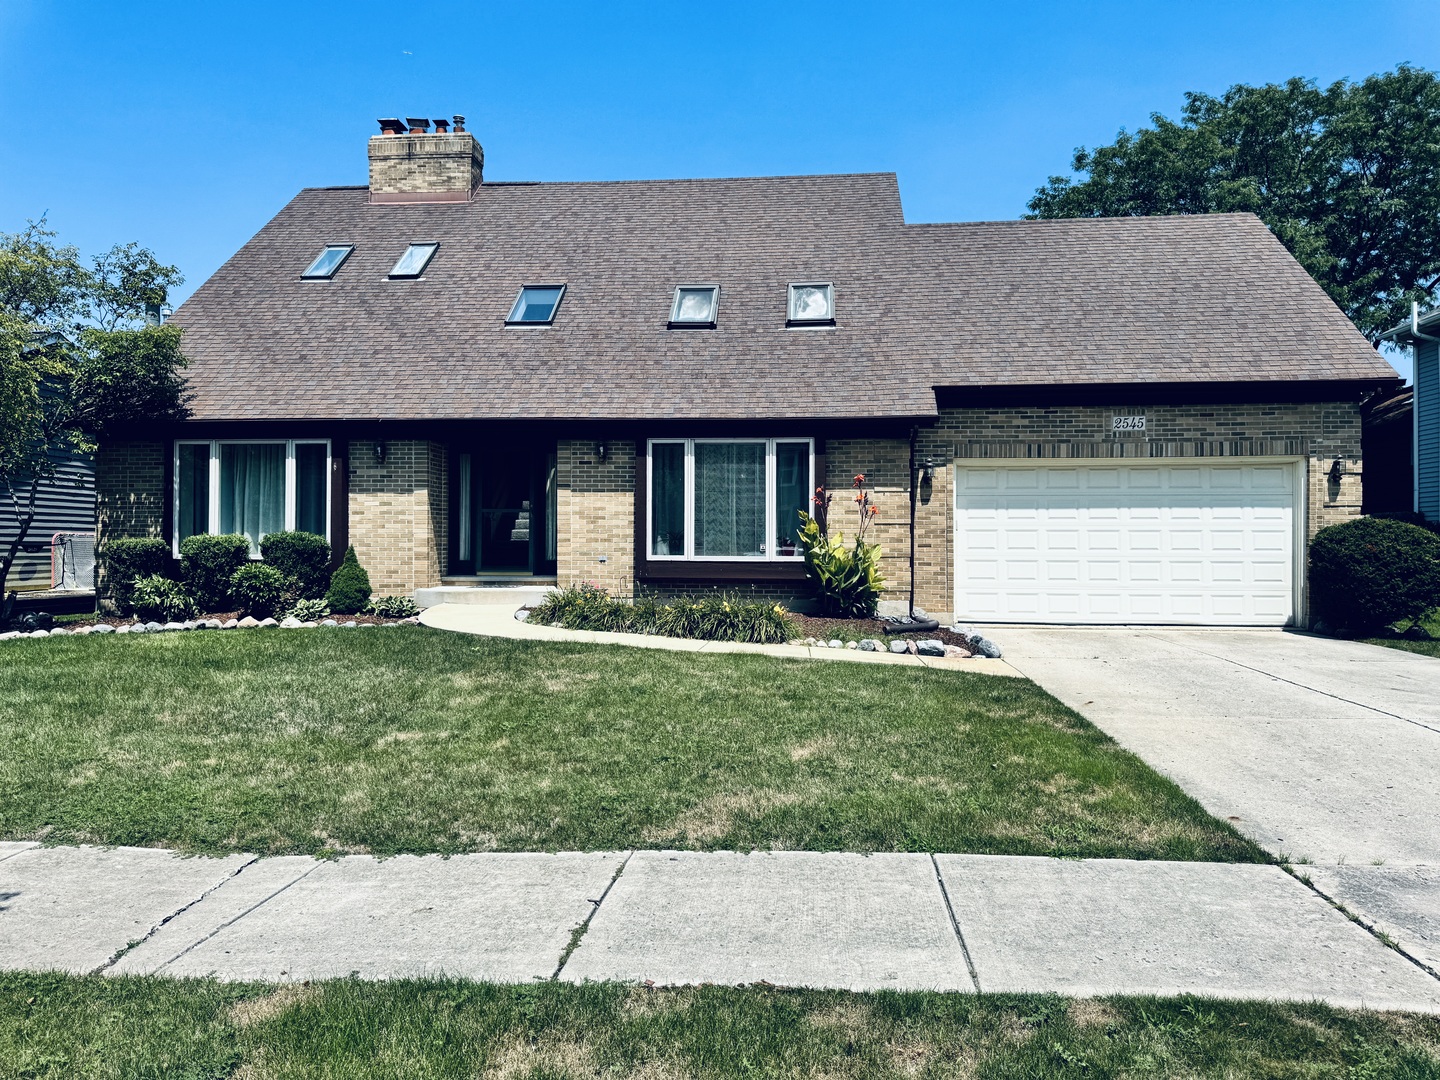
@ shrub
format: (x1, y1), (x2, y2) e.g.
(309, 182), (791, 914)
(797, 475), (885, 618)
(261, 531), (332, 598)
(526, 584), (795, 644)
(285, 597), (331, 622)
(1309, 516), (1440, 632)
(102, 537), (170, 613)
(129, 574), (196, 622)
(178, 533), (250, 612)
(325, 546), (372, 615)
(230, 563), (290, 620)
(367, 595), (419, 619)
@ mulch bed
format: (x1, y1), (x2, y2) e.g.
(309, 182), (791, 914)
(791, 615), (971, 647)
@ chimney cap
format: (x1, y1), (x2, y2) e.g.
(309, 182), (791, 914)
(452, 114), (466, 132)
(406, 117), (431, 134)
(377, 118), (405, 135)
(433, 117), (450, 132)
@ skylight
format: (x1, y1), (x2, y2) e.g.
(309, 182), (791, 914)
(389, 243), (439, 279)
(669, 285), (719, 328)
(788, 282), (835, 325)
(301, 245), (353, 280)
(507, 285), (566, 325)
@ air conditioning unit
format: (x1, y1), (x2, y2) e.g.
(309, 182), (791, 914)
(52, 532), (96, 591)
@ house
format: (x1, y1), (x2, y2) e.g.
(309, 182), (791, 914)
(1383, 307), (1440, 522)
(96, 116), (1400, 626)
(1360, 387), (1413, 517)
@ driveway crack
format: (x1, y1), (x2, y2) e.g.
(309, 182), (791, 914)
(551, 850), (632, 980)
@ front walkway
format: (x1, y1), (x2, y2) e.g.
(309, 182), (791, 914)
(2, 843), (1437, 1011)
(419, 603), (1025, 676)
(999, 627), (1440, 994)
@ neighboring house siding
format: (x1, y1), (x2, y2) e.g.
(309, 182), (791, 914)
(912, 401), (1364, 618)
(1417, 339), (1440, 520)
(347, 440), (447, 596)
(556, 439), (635, 597)
(1, 449), (96, 592)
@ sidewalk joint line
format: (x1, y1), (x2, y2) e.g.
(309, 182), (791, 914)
(930, 854), (981, 993)
(1140, 633), (1440, 736)
(1282, 864), (1440, 985)
(148, 858), (328, 974)
(552, 850), (633, 981)
(92, 854), (259, 975)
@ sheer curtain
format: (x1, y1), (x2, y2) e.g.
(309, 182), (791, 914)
(694, 442), (765, 556)
(220, 444), (285, 554)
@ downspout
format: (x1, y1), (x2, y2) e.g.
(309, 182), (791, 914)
(1410, 303), (1439, 514)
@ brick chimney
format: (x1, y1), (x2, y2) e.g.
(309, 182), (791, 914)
(368, 115), (483, 204)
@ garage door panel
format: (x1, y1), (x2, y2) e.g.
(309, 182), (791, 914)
(955, 461), (1297, 626)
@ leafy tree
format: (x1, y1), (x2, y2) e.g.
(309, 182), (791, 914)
(0, 220), (186, 604)
(1027, 65), (1440, 342)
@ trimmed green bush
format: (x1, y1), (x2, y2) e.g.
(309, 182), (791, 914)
(178, 533), (250, 612)
(260, 531), (332, 599)
(101, 537), (170, 613)
(1309, 516), (1440, 632)
(129, 575), (196, 622)
(527, 584), (796, 644)
(325, 546), (372, 615)
(367, 595), (419, 619)
(230, 564), (289, 620)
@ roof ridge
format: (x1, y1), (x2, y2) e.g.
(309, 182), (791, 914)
(297, 171), (900, 196)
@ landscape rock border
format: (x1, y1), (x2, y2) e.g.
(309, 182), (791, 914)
(0, 615), (423, 642)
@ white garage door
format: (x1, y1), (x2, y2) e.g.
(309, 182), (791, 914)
(954, 460), (1299, 626)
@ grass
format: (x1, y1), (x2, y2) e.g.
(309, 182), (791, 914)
(1360, 609), (1440, 657)
(1, 973), (1438, 1079)
(0, 627), (1261, 861)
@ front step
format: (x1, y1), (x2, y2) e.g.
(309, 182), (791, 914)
(414, 584), (558, 610)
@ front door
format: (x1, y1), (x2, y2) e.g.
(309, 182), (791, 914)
(452, 444), (557, 575)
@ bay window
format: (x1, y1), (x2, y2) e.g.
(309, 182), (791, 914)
(647, 438), (813, 560)
(174, 439), (331, 555)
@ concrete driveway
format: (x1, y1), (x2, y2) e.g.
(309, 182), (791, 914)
(1000, 628), (1440, 974)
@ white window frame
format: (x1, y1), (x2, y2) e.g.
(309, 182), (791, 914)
(172, 438), (332, 557)
(388, 242), (438, 279)
(646, 437), (814, 562)
(787, 281), (835, 325)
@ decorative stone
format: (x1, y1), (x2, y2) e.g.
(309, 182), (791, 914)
(222, 619), (239, 630)
(182, 621), (197, 631)
(162, 622), (186, 633)
(206, 619), (223, 630)
(889, 639), (909, 654)
(514, 609), (530, 621)
(237, 616), (260, 629)
(857, 639), (878, 651)
(320, 619), (338, 627)
(828, 639), (844, 649)
(970, 636), (1002, 659)
(92, 624), (114, 635)
(115, 624), (131, 634)
(29, 629), (49, 638)
(258, 618), (279, 628)
(342, 621), (357, 628)
(944, 645), (973, 659)
(299, 621), (318, 628)
(0, 631), (20, 641)
(279, 617), (303, 629)
(846, 640), (858, 649)
(144, 622), (163, 633)
(49, 627), (69, 636)
(915, 639), (945, 657)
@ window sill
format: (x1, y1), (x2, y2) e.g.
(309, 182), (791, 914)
(639, 560), (807, 581)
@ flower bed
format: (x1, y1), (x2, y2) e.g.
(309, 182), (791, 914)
(525, 585), (796, 644)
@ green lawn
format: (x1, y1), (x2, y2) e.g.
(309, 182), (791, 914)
(1, 973), (1437, 1079)
(0, 627), (1260, 861)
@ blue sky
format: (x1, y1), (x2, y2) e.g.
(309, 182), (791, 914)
(2, 0), (1436, 376)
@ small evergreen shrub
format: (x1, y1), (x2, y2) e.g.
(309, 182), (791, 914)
(102, 537), (170, 613)
(526, 584), (795, 644)
(129, 574), (196, 622)
(260, 531), (332, 598)
(325, 546), (372, 615)
(230, 564), (289, 620)
(1309, 516), (1440, 632)
(285, 597), (331, 622)
(367, 595), (419, 619)
(179, 533), (250, 612)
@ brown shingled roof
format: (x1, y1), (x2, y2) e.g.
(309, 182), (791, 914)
(171, 173), (1394, 422)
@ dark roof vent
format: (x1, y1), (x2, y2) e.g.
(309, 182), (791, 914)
(452, 114), (466, 133)
(377, 118), (405, 135)
(433, 118), (450, 133)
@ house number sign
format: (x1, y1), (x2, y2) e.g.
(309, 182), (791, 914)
(1111, 415), (1147, 434)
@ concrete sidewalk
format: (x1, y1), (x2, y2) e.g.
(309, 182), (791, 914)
(419, 603), (1026, 676)
(2, 843), (1438, 1011)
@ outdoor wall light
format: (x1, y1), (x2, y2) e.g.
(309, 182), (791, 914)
(374, 440), (388, 466)
(1329, 458), (1344, 483)
(597, 441), (608, 462)
(919, 458), (936, 485)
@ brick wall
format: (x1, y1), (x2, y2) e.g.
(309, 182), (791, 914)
(347, 440), (446, 596)
(367, 132), (483, 197)
(823, 438), (912, 604)
(95, 440), (166, 595)
(913, 401), (1364, 616)
(557, 439), (635, 595)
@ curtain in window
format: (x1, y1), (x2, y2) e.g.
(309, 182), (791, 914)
(219, 444), (285, 555)
(694, 442), (765, 557)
